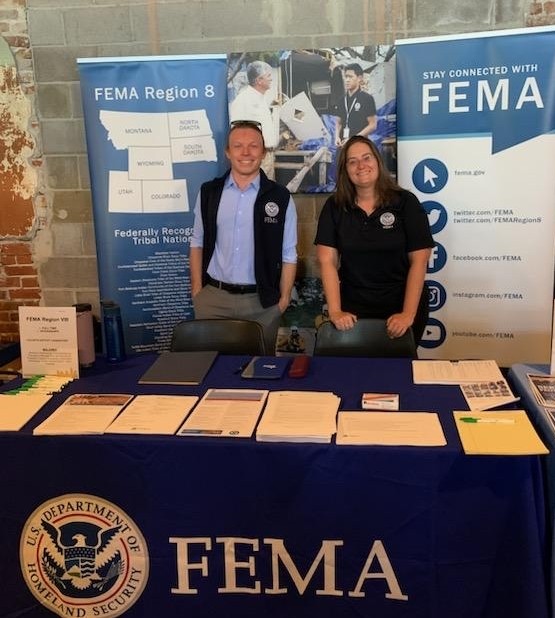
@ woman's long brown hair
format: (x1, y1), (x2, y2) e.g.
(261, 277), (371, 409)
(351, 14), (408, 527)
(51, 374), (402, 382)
(334, 135), (400, 210)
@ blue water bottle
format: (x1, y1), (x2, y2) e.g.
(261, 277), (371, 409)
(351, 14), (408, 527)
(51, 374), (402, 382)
(101, 300), (126, 363)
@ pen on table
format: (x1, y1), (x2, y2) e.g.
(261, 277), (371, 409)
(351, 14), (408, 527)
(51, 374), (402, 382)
(459, 416), (515, 424)
(234, 363), (248, 375)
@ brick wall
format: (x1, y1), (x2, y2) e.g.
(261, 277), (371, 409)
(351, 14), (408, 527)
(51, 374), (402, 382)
(0, 0), (42, 344)
(527, 1), (555, 24)
(0, 242), (40, 343)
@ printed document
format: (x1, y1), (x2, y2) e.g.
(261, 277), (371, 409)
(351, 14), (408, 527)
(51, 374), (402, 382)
(256, 391), (340, 443)
(33, 393), (133, 435)
(460, 379), (519, 410)
(177, 389), (268, 438)
(105, 395), (198, 435)
(412, 359), (504, 384)
(337, 411), (446, 446)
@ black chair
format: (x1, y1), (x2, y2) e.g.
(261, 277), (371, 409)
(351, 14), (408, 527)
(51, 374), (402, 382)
(313, 318), (417, 358)
(170, 318), (266, 355)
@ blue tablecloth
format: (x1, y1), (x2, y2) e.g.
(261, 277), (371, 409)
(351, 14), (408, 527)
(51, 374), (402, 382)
(0, 355), (549, 618)
(509, 363), (554, 618)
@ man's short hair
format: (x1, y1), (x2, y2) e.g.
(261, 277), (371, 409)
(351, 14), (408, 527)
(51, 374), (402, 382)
(246, 61), (272, 86)
(345, 63), (364, 77)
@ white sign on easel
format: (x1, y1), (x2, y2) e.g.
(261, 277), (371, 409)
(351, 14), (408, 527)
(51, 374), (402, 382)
(18, 307), (79, 378)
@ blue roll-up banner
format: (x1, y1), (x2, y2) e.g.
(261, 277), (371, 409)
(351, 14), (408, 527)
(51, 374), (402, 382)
(397, 26), (555, 365)
(78, 55), (228, 353)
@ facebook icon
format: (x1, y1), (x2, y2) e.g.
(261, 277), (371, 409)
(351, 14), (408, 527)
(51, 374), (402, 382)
(427, 243), (447, 274)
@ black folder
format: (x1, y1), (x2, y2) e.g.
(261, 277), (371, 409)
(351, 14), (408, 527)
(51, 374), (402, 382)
(138, 351), (218, 385)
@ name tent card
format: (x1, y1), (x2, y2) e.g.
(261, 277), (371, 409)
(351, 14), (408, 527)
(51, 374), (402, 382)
(18, 306), (79, 378)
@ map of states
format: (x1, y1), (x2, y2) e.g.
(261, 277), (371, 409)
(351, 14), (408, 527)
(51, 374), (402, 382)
(100, 109), (217, 214)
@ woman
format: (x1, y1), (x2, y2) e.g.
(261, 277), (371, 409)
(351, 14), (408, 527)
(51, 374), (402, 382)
(315, 136), (433, 343)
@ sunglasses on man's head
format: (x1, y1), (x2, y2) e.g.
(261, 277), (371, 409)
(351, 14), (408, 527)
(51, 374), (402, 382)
(229, 119), (263, 131)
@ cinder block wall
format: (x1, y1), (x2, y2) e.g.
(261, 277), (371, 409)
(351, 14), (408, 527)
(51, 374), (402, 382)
(0, 0), (553, 343)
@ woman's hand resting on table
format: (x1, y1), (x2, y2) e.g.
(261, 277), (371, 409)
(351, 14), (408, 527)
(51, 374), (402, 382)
(329, 311), (358, 331)
(386, 313), (413, 338)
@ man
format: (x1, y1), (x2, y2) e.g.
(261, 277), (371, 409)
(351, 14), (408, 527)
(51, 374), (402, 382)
(190, 121), (297, 353)
(335, 63), (377, 147)
(229, 61), (278, 149)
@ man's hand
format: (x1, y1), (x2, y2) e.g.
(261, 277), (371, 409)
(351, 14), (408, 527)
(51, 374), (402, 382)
(191, 284), (203, 298)
(278, 296), (290, 314)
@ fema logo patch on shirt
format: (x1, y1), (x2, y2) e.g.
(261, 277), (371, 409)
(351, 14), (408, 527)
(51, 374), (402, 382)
(380, 211), (395, 229)
(20, 494), (149, 617)
(265, 201), (279, 217)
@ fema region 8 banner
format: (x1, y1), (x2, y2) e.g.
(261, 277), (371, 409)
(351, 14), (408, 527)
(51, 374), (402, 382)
(396, 26), (555, 366)
(78, 55), (228, 354)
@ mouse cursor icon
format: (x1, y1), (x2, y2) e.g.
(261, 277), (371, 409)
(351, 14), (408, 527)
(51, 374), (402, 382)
(423, 165), (438, 188)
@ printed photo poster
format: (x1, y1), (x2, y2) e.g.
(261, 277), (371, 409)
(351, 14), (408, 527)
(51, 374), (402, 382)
(396, 27), (555, 366)
(276, 276), (325, 356)
(227, 46), (396, 193)
(78, 55), (229, 354)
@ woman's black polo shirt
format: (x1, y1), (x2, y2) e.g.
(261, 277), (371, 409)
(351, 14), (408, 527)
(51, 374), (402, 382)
(314, 190), (434, 318)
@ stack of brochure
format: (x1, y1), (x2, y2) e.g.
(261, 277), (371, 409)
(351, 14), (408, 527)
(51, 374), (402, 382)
(177, 389), (268, 438)
(527, 374), (555, 409)
(255, 391), (340, 443)
(527, 373), (555, 430)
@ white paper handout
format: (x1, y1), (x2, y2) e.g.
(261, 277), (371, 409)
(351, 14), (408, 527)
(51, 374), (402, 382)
(33, 393), (133, 435)
(177, 389), (268, 438)
(337, 411), (446, 446)
(460, 379), (519, 411)
(412, 359), (504, 384)
(105, 395), (198, 435)
(255, 391), (340, 443)
(0, 394), (51, 431)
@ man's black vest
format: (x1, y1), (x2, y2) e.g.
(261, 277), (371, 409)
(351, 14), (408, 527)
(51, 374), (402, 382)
(200, 170), (291, 308)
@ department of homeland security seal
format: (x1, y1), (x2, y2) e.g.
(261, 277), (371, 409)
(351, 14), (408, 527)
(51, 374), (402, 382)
(379, 211), (395, 229)
(20, 494), (149, 617)
(264, 201), (279, 217)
